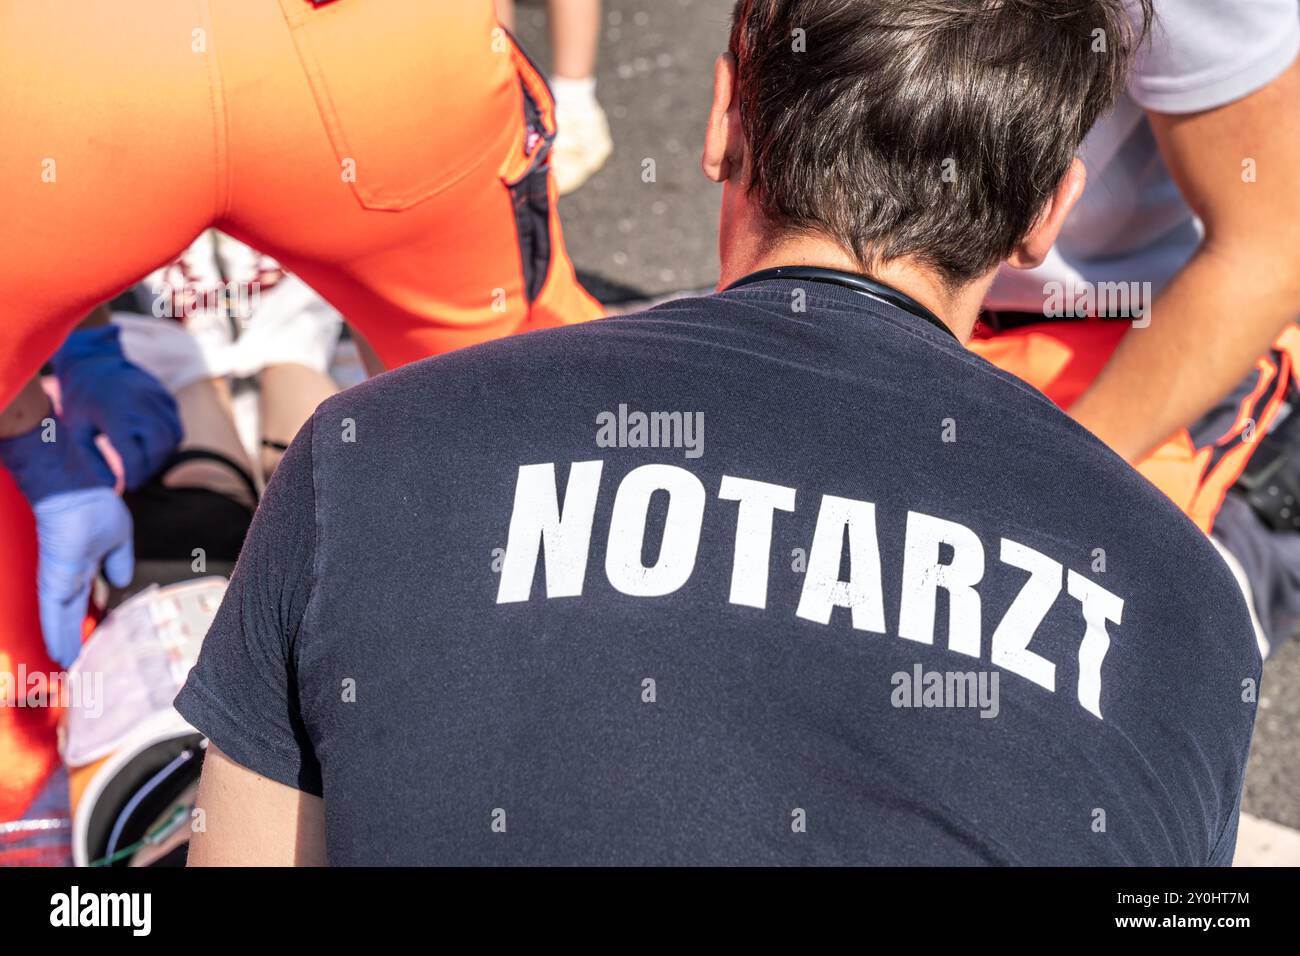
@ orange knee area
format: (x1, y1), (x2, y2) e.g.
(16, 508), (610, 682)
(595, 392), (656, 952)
(970, 322), (1206, 525)
(968, 321), (1128, 409)
(970, 322), (1300, 534)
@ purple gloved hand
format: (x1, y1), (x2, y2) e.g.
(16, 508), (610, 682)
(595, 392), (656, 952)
(52, 325), (182, 491)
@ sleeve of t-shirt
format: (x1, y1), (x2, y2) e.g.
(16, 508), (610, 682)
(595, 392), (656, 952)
(173, 415), (323, 796)
(1128, 0), (1300, 114)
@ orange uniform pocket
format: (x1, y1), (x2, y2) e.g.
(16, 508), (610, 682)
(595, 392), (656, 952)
(277, 0), (519, 211)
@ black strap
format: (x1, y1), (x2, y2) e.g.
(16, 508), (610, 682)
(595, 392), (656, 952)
(162, 448), (260, 506)
(1236, 402), (1300, 533)
(724, 265), (958, 342)
(980, 309), (1131, 333)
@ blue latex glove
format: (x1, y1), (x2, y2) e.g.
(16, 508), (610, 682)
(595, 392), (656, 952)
(34, 489), (134, 667)
(52, 325), (182, 491)
(0, 418), (134, 667)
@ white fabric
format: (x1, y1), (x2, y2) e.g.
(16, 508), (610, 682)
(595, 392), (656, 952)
(226, 274), (342, 378)
(120, 228), (344, 388)
(114, 312), (229, 394)
(62, 578), (226, 767)
(986, 0), (1300, 314)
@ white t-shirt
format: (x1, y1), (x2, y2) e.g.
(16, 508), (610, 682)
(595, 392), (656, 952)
(985, 0), (1300, 314)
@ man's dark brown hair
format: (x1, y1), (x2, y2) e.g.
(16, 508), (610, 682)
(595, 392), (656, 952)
(729, 0), (1153, 285)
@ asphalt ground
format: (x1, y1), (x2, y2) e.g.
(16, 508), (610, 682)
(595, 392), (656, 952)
(514, 0), (1300, 832)
(517, 0), (724, 301)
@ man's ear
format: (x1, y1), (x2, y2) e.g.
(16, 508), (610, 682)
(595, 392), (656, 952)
(1007, 158), (1087, 270)
(702, 53), (743, 184)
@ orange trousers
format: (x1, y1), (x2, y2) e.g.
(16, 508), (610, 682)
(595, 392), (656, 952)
(0, 0), (600, 821)
(968, 321), (1300, 534)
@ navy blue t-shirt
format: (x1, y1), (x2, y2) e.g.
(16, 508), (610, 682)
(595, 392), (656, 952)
(175, 277), (1259, 865)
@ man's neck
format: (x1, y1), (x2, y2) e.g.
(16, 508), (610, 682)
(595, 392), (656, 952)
(719, 232), (990, 342)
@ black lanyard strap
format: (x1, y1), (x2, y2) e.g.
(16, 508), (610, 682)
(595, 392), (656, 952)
(724, 265), (957, 342)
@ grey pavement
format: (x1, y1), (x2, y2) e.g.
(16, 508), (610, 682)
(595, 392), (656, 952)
(517, 0), (724, 300)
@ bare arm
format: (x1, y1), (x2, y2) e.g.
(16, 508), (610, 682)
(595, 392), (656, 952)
(0, 377), (51, 438)
(548, 0), (601, 79)
(0, 305), (110, 438)
(187, 745), (327, 867)
(1069, 57), (1300, 463)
